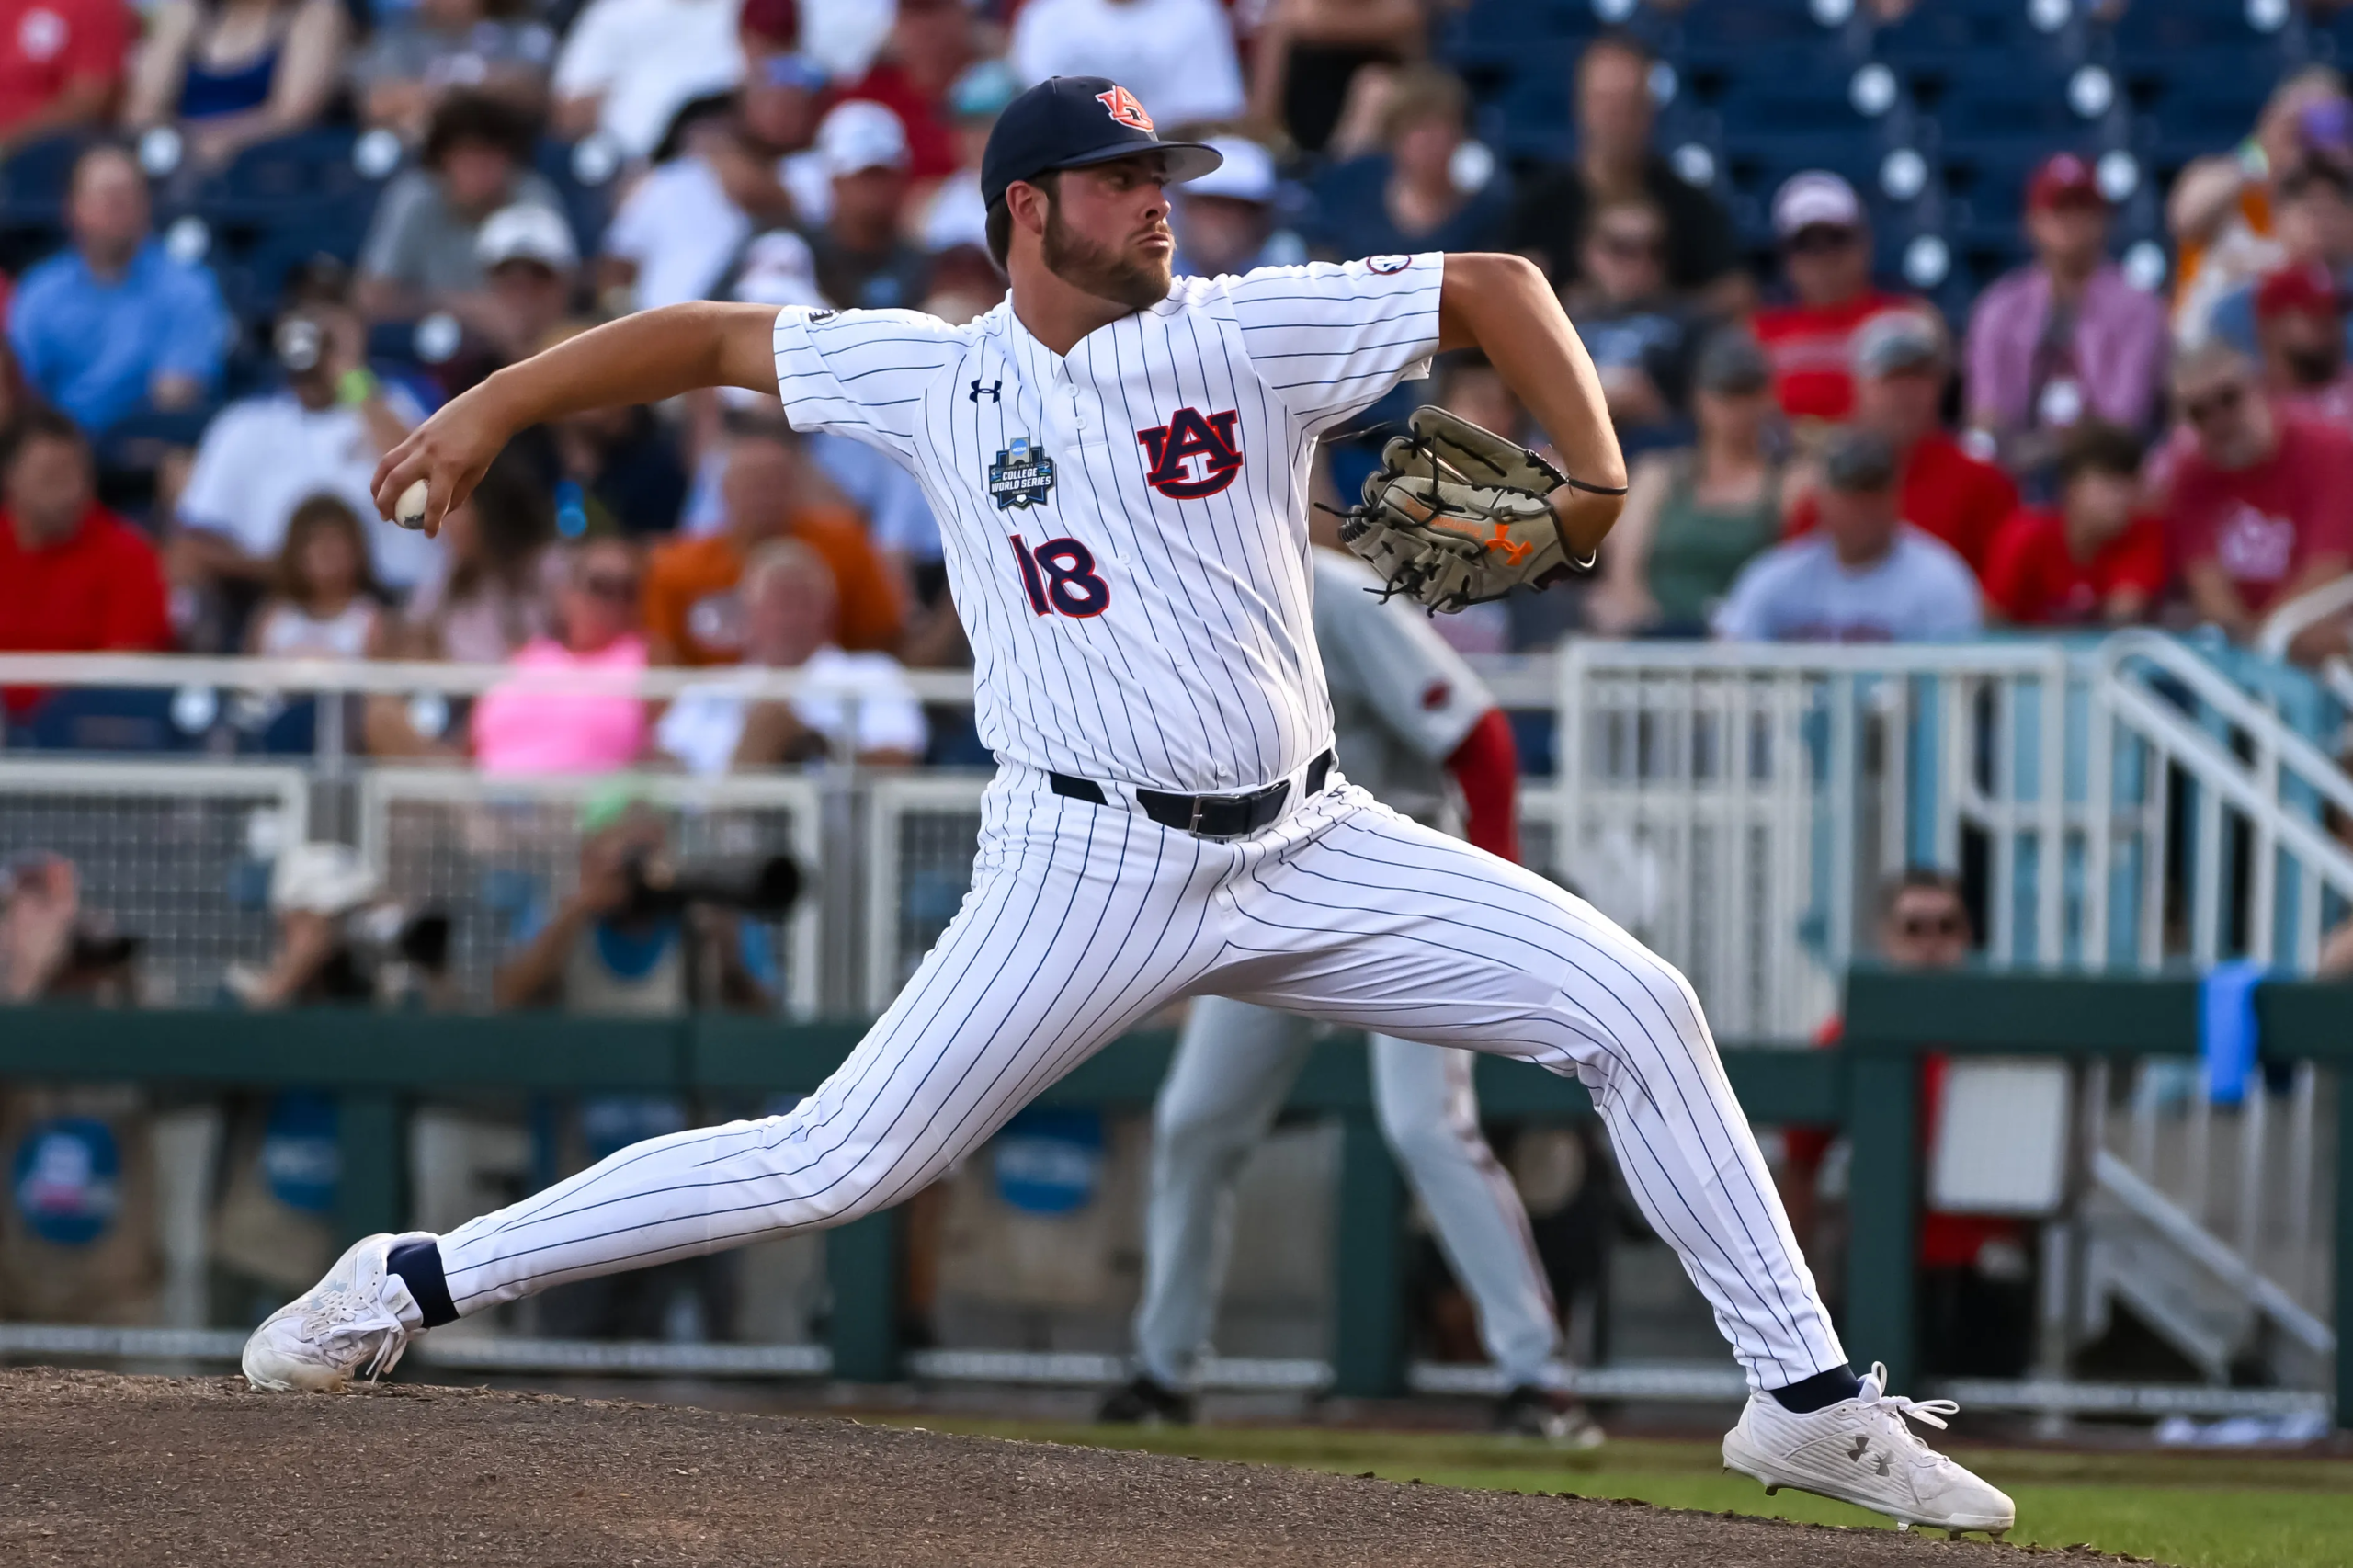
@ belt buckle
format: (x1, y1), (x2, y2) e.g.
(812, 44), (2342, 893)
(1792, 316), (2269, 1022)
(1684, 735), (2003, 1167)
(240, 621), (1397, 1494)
(1188, 796), (1207, 834)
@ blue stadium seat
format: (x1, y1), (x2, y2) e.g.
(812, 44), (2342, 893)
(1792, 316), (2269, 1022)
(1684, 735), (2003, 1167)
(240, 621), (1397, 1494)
(533, 138), (617, 258)
(2104, 0), (2288, 74)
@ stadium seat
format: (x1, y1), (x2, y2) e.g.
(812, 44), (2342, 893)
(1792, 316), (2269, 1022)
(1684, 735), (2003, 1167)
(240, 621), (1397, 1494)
(6, 688), (208, 753)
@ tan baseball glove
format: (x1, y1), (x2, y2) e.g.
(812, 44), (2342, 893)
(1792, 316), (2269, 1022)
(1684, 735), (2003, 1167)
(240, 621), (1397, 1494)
(1336, 405), (1614, 614)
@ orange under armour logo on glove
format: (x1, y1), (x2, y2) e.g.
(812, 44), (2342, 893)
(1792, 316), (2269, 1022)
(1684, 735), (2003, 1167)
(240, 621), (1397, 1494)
(1483, 524), (1534, 566)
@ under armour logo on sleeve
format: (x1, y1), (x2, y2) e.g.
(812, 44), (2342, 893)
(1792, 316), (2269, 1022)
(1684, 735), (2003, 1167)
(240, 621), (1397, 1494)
(971, 379), (1002, 403)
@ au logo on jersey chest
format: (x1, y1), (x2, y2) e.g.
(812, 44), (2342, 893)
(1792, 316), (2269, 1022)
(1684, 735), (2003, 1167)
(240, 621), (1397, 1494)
(988, 435), (1056, 509)
(1136, 407), (1243, 500)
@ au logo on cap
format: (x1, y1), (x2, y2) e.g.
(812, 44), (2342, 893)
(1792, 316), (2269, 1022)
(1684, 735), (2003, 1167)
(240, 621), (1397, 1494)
(1095, 85), (1153, 132)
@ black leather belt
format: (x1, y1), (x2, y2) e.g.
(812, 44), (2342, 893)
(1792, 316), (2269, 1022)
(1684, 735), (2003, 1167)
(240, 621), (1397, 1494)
(1050, 751), (1334, 838)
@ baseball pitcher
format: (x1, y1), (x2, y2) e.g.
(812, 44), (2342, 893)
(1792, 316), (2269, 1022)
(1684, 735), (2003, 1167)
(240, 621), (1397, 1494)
(242, 76), (2011, 1537)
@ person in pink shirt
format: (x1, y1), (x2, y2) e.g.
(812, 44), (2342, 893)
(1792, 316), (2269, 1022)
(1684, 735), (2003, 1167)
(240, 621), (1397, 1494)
(472, 536), (653, 774)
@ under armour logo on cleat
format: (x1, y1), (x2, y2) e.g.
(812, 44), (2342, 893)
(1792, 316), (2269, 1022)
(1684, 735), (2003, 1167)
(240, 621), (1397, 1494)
(1848, 1437), (1870, 1461)
(971, 380), (1002, 403)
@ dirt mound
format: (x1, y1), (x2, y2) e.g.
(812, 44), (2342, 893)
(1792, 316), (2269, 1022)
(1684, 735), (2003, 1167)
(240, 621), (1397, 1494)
(0, 1367), (2047, 1566)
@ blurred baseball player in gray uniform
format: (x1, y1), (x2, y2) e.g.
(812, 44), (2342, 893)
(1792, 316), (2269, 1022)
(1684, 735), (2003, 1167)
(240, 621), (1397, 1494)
(1102, 503), (1597, 1441)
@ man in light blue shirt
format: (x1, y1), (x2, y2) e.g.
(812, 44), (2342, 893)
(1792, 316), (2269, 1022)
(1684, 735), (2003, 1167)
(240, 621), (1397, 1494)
(1713, 426), (1983, 643)
(8, 144), (228, 434)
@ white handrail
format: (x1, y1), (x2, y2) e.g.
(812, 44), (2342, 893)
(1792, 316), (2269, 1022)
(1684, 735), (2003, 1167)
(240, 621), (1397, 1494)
(2097, 630), (2353, 822)
(2255, 575), (2353, 660)
(0, 652), (981, 703)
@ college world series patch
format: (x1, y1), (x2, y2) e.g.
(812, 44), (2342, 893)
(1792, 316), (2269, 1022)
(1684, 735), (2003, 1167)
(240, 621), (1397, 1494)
(988, 436), (1056, 509)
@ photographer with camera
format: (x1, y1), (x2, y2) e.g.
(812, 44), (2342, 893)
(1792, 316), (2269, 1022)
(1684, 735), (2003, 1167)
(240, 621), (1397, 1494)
(170, 261), (426, 647)
(492, 792), (784, 1017)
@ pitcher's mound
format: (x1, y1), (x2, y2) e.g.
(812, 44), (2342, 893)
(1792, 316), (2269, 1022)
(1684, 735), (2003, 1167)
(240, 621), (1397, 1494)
(2, 1368), (2036, 1565)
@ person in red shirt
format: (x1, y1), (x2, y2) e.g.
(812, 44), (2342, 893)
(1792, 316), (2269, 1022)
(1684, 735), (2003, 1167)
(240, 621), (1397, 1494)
(1784, 310), (2019, 576)
(836, 0), (970, 184)
(2252, 259), (2353, 428)
(0, 407), (172, 717)
(1984, 420), (2168, 626)
(1751, 171), (1917, 425)
(0, 0), (129, 156)
(2165, 338), (2353, 658)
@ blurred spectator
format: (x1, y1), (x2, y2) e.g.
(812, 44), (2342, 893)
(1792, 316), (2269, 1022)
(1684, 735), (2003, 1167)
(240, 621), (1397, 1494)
(0, 0), (129, 155)
(472, 536), (655, 773)
(473, 201), (579, 360)
(1751, 172), (1911, 426)
(1964, 153), (2170, 478)
(357, 93), (568, 329)
(393, 454), (561, 663)
(225, 843), (400, 1007)
(245, 494), (381, 657)
(798, 99), (931, 311)
(551, 0), (745, 160)
(354, 0), (554, 144)
(0, 410), (170, 719)
(1982, 421), (2164, 629)
(1170, 136), (1290, 275)
(1507, 33), (1744, 314)
(0, 852), (136, 1003)
(2208, 158), (2353, 362)
(602, 93), (767, 315)
(656, 539), (926, 772)
(1589, 331), (1782, 638)
(9, 144), (227, 435)
(494, 793), (771, 1010)
(1786, 312), (2018, 577)
(2169, 66), (2349, 342)
(171, 271), (426, 622)
(542, 401), (688, 540)
(1305, 67), (1507, 262)
(918, 57), (1018, 255)
(833, 0), (971, 184)
(1010, 0), (1244, 133)
(1563, 195), (1699, 450)
(2165, 340), (2353, 657)
(2249, 262), (2353, 425)
(363, 455), (561, 757)
(1713, 426), (1980, 643)
(1781, 868), (2033, 1379)
(645, 416), (902, 663)
(1247, 0), (1426, 156)
(123, 0), (346, 169)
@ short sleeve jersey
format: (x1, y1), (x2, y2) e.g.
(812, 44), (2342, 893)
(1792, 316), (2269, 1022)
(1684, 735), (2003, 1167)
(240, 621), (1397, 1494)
(769, 253), (1446, 794)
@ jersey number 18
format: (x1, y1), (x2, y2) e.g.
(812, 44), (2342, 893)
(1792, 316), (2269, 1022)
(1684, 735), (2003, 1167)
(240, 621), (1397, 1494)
(1008, 534), (1111, 619)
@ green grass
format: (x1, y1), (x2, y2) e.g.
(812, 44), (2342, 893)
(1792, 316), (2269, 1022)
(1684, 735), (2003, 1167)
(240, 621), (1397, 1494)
(880, 1420), (2353, 1568)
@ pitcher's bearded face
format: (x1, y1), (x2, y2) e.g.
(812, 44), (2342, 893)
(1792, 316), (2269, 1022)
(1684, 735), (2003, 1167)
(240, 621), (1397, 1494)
(1040, 158), (1176, 310)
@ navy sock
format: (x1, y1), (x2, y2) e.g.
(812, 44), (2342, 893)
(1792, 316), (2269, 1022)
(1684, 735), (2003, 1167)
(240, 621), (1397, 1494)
(386, 1239), (458, 1328)
(1768, 1366), (1863, 1414)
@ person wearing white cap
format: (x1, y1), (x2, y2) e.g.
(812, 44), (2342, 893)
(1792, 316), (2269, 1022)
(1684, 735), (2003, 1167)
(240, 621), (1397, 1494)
(1751, 171), (1921, 426)
(476, 202), (580, 360)
(799, 98), (932, 311)
(1168, 136), (1301, 278)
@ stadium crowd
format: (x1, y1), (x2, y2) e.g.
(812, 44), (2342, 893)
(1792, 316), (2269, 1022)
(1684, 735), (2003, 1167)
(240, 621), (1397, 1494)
(0, 0), (2350, 769)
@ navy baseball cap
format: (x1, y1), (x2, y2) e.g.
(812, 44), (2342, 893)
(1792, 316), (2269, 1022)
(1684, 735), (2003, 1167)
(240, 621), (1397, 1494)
(979, 77), (1222, 210)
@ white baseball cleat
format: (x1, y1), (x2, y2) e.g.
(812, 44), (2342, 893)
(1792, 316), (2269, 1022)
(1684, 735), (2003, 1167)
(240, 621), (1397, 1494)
(241, 1232), (426, 1392)
(1720, 1363), (2016, 1536)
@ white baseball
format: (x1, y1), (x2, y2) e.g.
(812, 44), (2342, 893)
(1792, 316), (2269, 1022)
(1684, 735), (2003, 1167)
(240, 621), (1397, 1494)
(393, 478), (431, 531)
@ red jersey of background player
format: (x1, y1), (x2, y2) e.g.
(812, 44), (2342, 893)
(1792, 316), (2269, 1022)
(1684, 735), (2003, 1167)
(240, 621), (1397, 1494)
(1982, 505), (2168, 625)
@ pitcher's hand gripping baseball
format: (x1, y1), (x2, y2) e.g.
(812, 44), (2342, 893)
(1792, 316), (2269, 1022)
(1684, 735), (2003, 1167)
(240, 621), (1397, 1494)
(1338, 404), (1618, 614)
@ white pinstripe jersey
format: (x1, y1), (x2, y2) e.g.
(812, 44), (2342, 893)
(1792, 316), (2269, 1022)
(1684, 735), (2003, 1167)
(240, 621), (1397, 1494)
(770, 251), (1445, 795)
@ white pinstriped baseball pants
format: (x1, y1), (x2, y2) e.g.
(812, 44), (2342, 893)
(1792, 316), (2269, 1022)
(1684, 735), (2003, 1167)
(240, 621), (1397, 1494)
(1134, 1003), (1565, 1392)
(437, 766), (1848, 1391)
